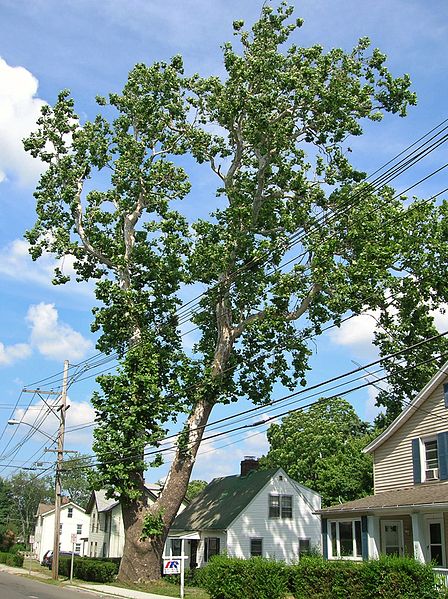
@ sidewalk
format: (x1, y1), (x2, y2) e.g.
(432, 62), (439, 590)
(74, 582), (176, 599)
(0, 563), (173, 599)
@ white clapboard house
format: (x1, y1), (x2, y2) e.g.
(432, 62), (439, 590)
(34, 499), (90, 561)
(166, 457), (321, 569)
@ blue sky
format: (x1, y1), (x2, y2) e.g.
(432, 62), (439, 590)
(1, 0), (448, 484)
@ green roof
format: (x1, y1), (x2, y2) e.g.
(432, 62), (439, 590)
(172, 468), (278, 531)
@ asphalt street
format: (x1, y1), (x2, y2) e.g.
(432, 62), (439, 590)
(0, 571), (115, 599)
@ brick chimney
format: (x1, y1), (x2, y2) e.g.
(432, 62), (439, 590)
(240, 456), (259, 477)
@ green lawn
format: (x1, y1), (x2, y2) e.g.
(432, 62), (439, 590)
(110, 578), (210, 599)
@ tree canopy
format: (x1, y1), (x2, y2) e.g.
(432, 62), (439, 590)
(261, 397), (374, 507)
(23, 2), (448, 580)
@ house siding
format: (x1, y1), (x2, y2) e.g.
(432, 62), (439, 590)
(35, 504), (90, 562)
(227, 472), (321, 563)
(374, 384), (448, 493)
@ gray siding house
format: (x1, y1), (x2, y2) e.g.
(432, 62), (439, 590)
(319, 362), (448, 565)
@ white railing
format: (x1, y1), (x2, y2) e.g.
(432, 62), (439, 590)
(433, 567), (448, 591)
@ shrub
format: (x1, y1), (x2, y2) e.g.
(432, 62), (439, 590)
(0, 551), (23, 567)
(289, 555), (439, 599)
(202, 555), (288, 599)
(5, 553), (24, 567)
(58, 556), (118, 582)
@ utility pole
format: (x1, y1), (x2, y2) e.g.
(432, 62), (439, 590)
(52, 359), (69, 580)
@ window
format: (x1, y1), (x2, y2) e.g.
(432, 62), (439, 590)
(171, 539), (182, 556)
(59, 523), (62, 534)
(102, 542), (107, 557)
(94, 541), (97, 558)
(204, 537), (220, 562)
(425, 439), (439, 480)
(298, 538), (311, 557)
(329, 520), (362, 559)
(91, 513), (95, 532)
(77, 524), (82, 535)
(67, 507), (73, 518)
(269, 495), (293, 519)
(75, 543), (81, 553)
(250, 538), (263, 557)
(281, 495), (292, 518)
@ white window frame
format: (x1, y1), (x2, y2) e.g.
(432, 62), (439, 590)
(328, 519), (362, 560)
(425, 516), (445, 566)
(250, 537), (263, 557)
(420, 436), (440, 482)
(268, 494), (293, 519)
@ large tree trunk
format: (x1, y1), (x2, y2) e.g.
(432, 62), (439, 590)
(117, 399), (214, 582)
(118, 287), (233, 582)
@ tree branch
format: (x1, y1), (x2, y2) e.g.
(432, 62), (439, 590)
(72, 172), (116, 271)
(233, 283), (321, 338)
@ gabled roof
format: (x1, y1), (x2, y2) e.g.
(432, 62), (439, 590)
(318, 481), (448, 514)
(86, 490), (118, 514)
(39, 501), (85, 518)
(36, 503), (54, 517)
(364, 361), (448, 454)
(85, 485), (162, 514)
(172, 468), (280, 531)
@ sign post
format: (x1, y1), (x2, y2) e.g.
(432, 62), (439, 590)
(163, 545), (188, 599)
(28, 535), (35, 575)
(70, 533), (77, 581)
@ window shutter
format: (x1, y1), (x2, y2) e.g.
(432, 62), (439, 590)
(438, 432), (448, 480)
(412, 438), (421, 484)
(361, 516), (368, 561)
(444, 384), (448, 408)
(322, 518), (328, 559)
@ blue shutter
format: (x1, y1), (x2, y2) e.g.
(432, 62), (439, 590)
(361, 516), (368, 561)
(412, 438), (421, 484)
(322, 518), (328, 560)
(438, 432), (448, 480)
(444, 384), (448, 408)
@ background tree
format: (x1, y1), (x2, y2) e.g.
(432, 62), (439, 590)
(7, 472), (52, 542)
(60, 453), (93, 509)
(186, 480), (208, 502)
(261, 397), (374, 507)
(24, 3), (448, 581)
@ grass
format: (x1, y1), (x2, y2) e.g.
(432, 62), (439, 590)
(17, 561), (210, 598)
(110, 578), (210, 599)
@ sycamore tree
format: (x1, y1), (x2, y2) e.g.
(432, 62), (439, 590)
(24, 3), (448, 581)
(261, 397), (374, 507)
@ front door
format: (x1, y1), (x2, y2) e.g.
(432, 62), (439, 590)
(381, 520), (404, 556)
(427, 519), (444, 566)
(190, 539), (198, 569)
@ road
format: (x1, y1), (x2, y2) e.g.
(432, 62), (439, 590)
(0, 571), (115, 599)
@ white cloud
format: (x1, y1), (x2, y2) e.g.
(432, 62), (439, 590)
(192, 426), (269, 481)
(329, 310), (381, 358)
(430, 306), (448, 333)
(27, 302), (92, 361)
(0, 239), (93, 296)
(14, 397), (96, 448)
(0, 341), (31, 366)
(0, 57), (46, 186)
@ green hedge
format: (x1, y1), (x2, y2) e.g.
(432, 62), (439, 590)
(202, 555), (288, 599)
(0, 552), (24, 567)
(200, 555), (440, 599)
(58, 556), (118, 582)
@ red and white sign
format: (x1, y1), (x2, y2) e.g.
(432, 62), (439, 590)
(163, 559), (181, 575)
(71, 533), (77, 544)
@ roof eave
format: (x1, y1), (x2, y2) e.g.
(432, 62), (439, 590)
(363, 361), (448, 454)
